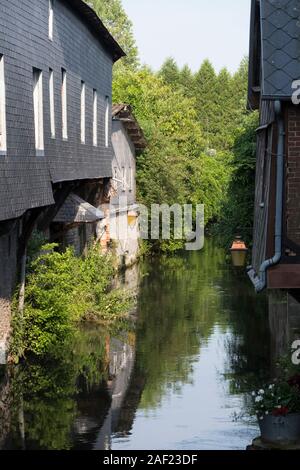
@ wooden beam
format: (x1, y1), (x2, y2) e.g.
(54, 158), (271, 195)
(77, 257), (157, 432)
(268, 264), (300, 289)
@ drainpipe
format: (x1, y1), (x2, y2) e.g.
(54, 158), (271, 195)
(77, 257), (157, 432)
(247, 100), (285, 292)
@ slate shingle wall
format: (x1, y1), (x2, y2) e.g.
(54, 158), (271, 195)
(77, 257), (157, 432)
(260, 0), (300, 99)
(0, 0), (114, 222)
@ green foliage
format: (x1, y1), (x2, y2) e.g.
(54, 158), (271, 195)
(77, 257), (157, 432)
(11, 244), (131, 359)
(214, 112), (259, 247)
(89, 2), (250, 254)
(158, 57), (180, 87)
(10, 326), (110, 449)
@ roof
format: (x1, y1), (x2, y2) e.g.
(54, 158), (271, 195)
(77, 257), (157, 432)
(64, 0), (125, 62)
(112, 104), (147, 152)
(54, 193), (104, 224)
(249, 0), (300, 103)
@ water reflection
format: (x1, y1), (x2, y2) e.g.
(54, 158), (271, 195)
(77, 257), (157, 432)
(112, 243), (271, 450)
(2, 241), (300, 450)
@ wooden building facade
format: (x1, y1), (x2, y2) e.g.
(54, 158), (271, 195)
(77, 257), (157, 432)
(248, 0), (300, 291)
(100, 104), (147, 266)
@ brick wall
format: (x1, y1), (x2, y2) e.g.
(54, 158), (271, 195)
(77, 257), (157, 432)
(286, 105), (300, 245)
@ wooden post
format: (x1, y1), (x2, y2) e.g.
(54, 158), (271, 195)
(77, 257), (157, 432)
(18, 249), (26, 316)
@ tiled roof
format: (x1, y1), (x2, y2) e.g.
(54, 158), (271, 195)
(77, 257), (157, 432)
(260, 0), (300, 99)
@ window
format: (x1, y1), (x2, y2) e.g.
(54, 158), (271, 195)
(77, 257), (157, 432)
(80, 81), (85, 143)
(49, 69), (55, 138)
(0, 55), (7, 154)
(61, 69), (67, 139)
(122, 166), (126, 191)
(105, 96), (109, 147)
(49, 0), (54, 40)
(93, 89), (97, 146)
(33, 68), (44, 152)
(129, 166), (133, 192)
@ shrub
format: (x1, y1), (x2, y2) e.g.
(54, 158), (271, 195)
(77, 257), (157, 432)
(11, 244), (131, 359)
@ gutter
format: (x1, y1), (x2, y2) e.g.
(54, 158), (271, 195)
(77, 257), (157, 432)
(247, 100), (285, 292)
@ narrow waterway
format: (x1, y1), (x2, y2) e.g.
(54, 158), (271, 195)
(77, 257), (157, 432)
(0, 241), (272, 450)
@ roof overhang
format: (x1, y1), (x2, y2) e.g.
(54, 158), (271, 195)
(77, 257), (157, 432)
(248, 0), (261, 109)
(64, 0), (126, 62)
(112, 104), (147, 152)
(54, 193), (104, 224)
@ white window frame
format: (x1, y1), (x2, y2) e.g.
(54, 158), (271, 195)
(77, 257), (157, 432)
(33, 68), (44, 153)
(129, 166), (133, 192)
(80, 81), (85, 144)
(0, 55), (7, 154)
(93, 89), (97, 146)
(61, 68), (68, 140)
(122, 166), (126, 191)
(49, 68), (55, 138)
(105, 96), (109, 147)
(49, 0), (54, 41)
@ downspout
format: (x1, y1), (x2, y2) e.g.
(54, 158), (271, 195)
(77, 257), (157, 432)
(247, 100), (285, 292)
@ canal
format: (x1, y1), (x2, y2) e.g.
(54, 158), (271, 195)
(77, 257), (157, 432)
(0, 241), (272, 450)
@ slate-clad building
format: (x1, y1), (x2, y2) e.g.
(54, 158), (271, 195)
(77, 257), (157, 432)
(247, 0), (300, 291)
(0, 0), (124, 361)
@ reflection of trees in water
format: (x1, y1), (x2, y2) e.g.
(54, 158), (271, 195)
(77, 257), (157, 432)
(0, 366), (12, 448)
(220, 267), (271, 395)
(2, 326), (109, 450)
(134, 242), (231, 410)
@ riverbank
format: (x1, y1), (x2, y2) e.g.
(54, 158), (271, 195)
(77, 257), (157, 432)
(9, 242), (132, 362)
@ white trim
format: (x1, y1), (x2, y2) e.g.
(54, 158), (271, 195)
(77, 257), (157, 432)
(105, 96), (109, 147)
(61, 69), (68, 139)
(33, 68), (44, 152)
(93, 89), (97, 146)
(80, 81), (85, 144)
(49, 0), (54, 40)
(49, 68), (55, 138)
(0, 56), (7, 153)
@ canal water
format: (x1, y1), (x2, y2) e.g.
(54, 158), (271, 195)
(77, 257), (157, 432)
(0, 241), (272, 450)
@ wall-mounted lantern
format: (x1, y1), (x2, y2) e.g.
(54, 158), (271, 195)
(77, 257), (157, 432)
(230, 236), (248, 267)
(127, 211), (138, 227)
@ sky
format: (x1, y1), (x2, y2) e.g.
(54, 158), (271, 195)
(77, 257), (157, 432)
(122, 0), (252, 74)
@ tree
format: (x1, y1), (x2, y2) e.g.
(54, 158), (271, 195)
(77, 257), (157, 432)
(193, 60), (219, 148)
(214, 111), (259, 246)
(178, 64), (195, 98)
(88, 0), (139, 70)
(159, 57), (180, 87)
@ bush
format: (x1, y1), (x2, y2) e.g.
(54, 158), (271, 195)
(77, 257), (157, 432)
(11, 244), (131, 359)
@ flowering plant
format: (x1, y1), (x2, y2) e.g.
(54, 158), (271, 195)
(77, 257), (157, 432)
(251, 378), (300, 419)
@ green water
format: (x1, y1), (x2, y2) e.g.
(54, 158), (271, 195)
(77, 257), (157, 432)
(0, 241), (271, 450)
